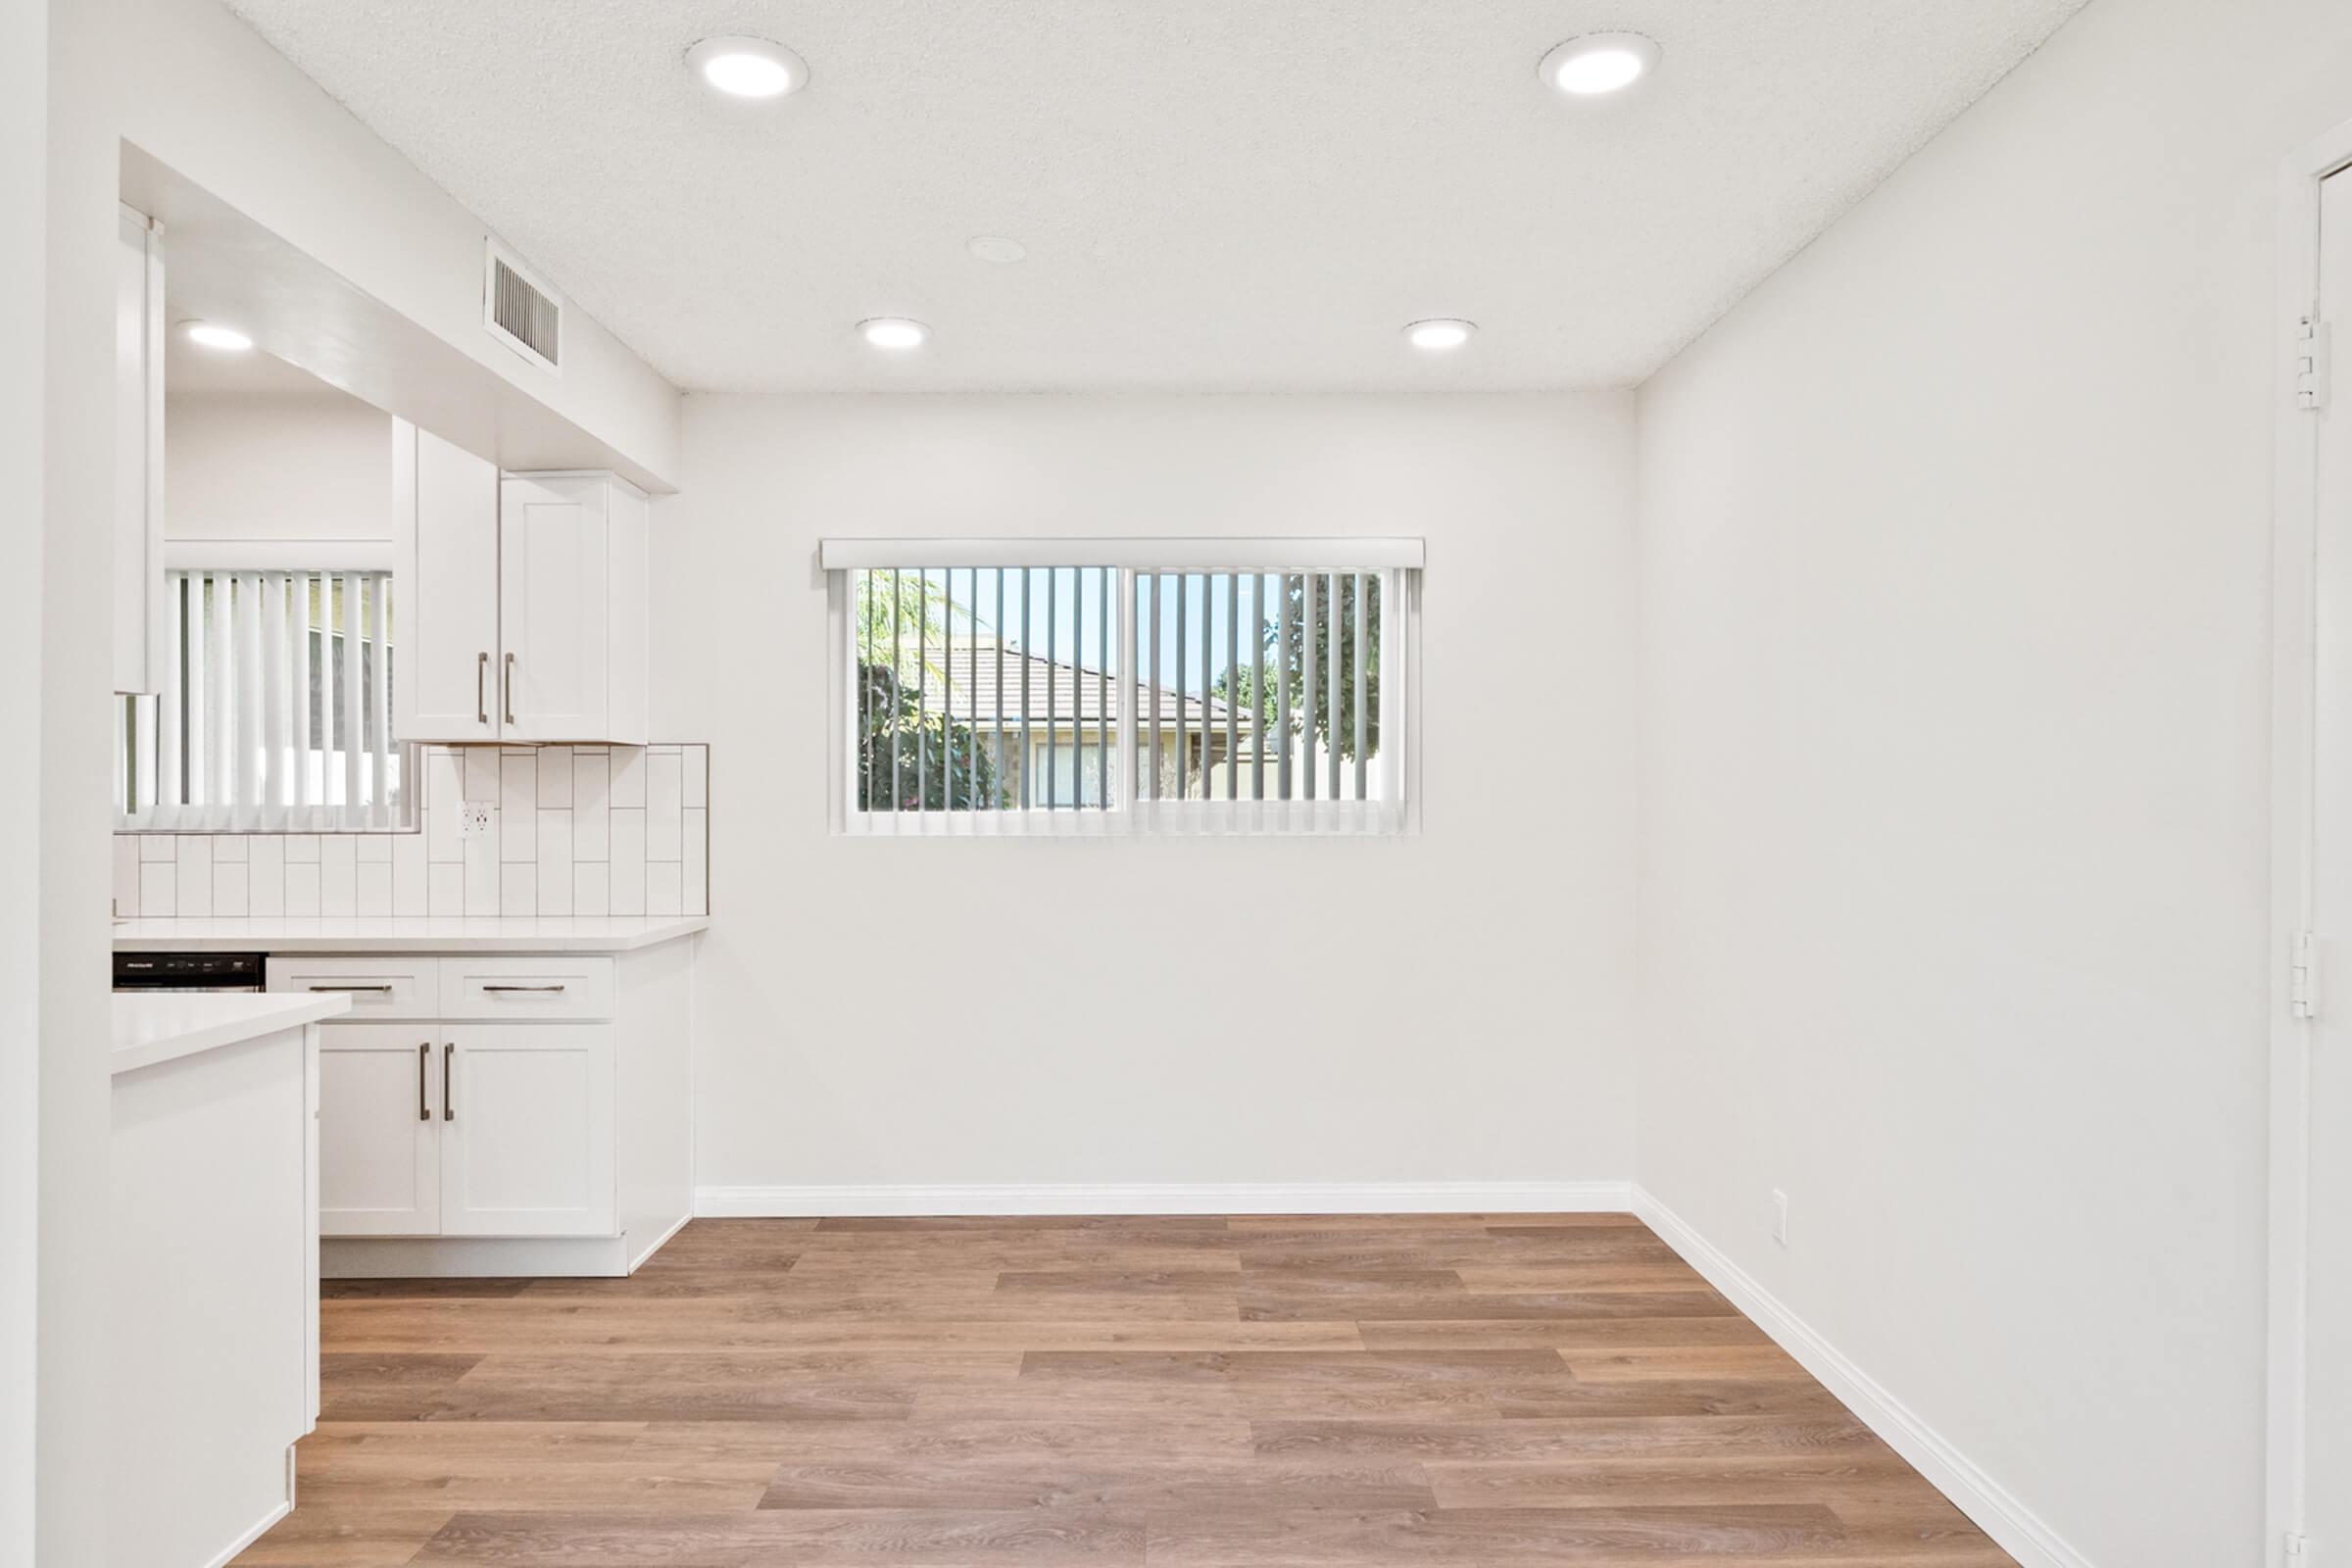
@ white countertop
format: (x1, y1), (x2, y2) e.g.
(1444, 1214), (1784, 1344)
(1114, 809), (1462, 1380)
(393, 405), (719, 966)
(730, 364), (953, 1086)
(112, 915), (710, 954)
(112, 992), (350, 1076)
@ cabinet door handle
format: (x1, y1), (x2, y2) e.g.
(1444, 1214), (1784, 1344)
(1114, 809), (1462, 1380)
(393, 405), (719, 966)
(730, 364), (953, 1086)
(417, 1043), (430, 1121)
(481, 983), (565, 993)
(504, 652), (516, 726)
(311, 983), (393, 993)
(443, 1042), (455, 1122)
(477, 652), (489, 726)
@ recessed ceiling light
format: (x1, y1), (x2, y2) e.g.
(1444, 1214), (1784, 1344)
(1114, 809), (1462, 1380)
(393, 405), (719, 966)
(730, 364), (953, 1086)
(181, 320), (254, 353)
(858, 318), (929, 350)
(968, 236), (1027, 265)
(686, 36), (808, 100)
(1404, 318), (1476, 352)
(1540, 33), (1660, 96)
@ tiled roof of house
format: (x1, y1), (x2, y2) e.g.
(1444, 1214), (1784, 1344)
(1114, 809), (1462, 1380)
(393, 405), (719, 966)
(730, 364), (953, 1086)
(875, 638), (1236, 728)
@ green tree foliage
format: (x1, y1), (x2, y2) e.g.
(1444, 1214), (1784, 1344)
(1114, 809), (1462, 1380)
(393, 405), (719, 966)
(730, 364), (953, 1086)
(1211, 573), (1380, 760)
(854, 570), (1004, 810)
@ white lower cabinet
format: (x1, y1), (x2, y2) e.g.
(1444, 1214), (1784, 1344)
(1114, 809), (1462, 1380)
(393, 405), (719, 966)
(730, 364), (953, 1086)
(273, 950), (687, 1275)
(439, 1023), (614, 1237)
(318, 1023), (441, 1236)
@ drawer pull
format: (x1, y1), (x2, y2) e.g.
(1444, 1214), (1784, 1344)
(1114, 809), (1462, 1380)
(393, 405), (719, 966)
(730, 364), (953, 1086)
(481, 983), (566, 993)
(311, 983), (394, 994)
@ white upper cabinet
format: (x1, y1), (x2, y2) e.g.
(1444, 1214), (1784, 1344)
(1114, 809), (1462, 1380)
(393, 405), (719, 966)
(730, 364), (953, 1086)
(394, 422), (501, 741)
(113, 205), (166, 695)
(395, 438), (650, 746)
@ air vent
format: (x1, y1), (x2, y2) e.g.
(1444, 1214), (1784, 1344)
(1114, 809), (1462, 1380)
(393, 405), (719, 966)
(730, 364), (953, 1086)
(483, 240), (562, 374)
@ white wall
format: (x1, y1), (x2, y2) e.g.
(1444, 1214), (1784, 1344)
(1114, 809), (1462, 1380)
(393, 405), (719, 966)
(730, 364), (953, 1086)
(1635, 0), (2352, 1563)
(2, 0), (43, 1556)
(38, 0), (117, 1557)
(656, 393), (1638, 1198)
(167, 393), (392, 541)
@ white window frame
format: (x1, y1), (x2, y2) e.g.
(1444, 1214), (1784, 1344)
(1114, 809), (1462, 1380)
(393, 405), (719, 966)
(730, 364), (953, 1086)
(824, 538), (1422, 837)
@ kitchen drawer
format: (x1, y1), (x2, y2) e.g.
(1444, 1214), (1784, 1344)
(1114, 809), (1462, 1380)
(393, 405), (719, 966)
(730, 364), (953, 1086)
(438, 956), (614, 1021)
(268, 956), (439, 1018)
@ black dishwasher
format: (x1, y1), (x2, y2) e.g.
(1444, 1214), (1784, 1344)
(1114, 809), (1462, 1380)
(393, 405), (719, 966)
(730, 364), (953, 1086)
(112, 952), (268, 993)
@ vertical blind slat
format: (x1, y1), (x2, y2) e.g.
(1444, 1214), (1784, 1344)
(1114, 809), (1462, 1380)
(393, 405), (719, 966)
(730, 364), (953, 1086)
(1225, 572), (1238, 800)
(342, 572), (363, 812)
(1326, 572), (1343, 802)
(1045, 567), (1058, 810)
(372, 573), (393, 824)
(1299, 573), (1317, 801)
(1019, 569), (1033, 809)
(1353, 571), (1369, 803)
(1098, 566), (1109, 812)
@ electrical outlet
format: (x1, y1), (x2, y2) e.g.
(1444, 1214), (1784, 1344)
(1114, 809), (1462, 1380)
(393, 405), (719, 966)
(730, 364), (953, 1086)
(1771, 1189), (1789, 1248)
(459, 801), (494, 836)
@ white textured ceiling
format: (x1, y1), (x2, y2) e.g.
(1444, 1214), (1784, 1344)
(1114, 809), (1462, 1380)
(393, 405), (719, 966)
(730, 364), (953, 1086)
(221, 0), (2088, 392)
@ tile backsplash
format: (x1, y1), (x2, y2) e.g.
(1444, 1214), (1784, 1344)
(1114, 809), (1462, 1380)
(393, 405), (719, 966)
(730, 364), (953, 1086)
(115, 743), (710, 920)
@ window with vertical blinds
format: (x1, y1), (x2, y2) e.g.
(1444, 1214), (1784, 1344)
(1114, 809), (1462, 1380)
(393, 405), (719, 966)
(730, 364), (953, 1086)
(115, 567), (410, 831)
(828, 540), (1417, 836)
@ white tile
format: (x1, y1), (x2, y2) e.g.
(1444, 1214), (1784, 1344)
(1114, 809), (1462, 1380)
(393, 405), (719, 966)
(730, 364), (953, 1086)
(284, 861), (322, 918)
(113, 837), (141, 917)
(427, 861), (464, 917)
(646, 862), (682, 917)
(683, 808), (708, 916)
(536, 746), (573, 808)
(685, 745), (709, 808)
(213, 834), (249, 862)
(537, 810), (573, 915)
(284, 834), (321, 863)
(356, 860), (392, 917)
(501, 802), (536, 862)
(318, 835), (358, 916)
(464, 816), (502, 915)
(174, 838), (214, 918)
(500, 862), (537, 917)
(138, 861), (176, 917)
(392, 832), (428, 916)
(357, 833), (392, 862)
(573, 751), (611, 858)
(426, 748), (462, 822)
(572, 860), (610, 918)
(248, 837), (285, 918)
(465, 746), (500, 803)
(646, 750), (683, 862)
(611, 745), (646, 808)
(213, 862), (250, 918)
(501, 750), (537, 825)
(139, 833), (175, 862)
(609, 808), (646, 915)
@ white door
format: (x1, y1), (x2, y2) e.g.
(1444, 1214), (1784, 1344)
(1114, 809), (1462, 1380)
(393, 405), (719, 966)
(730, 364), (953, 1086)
(395, 422), (503, 742)
(2308, 165), (2352, 1566)
(316, 1023), (439, 1236)
(499, 474), (610, 741)
(437, 1023), (614, 1237)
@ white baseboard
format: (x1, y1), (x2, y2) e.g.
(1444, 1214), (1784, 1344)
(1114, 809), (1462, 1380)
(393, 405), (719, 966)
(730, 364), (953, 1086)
(1631, 1185), (2094, 1568)
(204, 1498), (290, 1568)
(695, 1180), (1633, 1218)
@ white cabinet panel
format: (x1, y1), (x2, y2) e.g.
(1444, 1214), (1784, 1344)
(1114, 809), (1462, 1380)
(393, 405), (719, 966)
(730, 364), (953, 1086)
(500, 475), (610, 742)
(396, 422), (501, 741)
(318, 1023), (439, 1237)
(268, 954), (438, 1019)
(439, 1023), (613, 1237)
(113, 205), (165, 695)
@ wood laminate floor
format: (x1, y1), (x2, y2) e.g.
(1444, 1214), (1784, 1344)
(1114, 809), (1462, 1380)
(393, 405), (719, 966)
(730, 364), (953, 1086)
(235, 1215), (2015, 1567)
